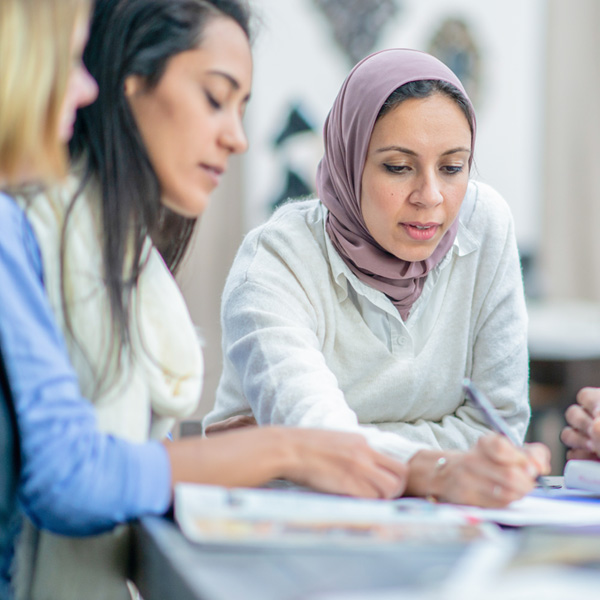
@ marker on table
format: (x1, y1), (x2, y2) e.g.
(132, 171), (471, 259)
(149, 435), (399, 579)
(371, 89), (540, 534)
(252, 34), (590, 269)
(462, 378), (550, 493)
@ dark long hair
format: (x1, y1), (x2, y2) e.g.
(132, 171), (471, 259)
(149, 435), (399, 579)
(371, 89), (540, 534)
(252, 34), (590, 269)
(67, 0), (251, 372)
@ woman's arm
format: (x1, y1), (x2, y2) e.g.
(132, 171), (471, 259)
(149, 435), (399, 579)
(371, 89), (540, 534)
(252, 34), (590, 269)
(165, 427), (407, 499)
(218, 277), (424, 460)
(0, 199), (171, 534)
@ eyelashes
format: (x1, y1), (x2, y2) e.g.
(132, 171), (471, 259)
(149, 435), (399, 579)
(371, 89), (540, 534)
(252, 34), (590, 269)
(205, 91), (222, 110)
(383, 164), (464, 175)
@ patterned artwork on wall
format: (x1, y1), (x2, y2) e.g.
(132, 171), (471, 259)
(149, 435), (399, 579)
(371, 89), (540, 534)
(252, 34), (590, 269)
(427, 17), (483, 109)
(312, 0), (403, 66)
(269, 103), (319, 212)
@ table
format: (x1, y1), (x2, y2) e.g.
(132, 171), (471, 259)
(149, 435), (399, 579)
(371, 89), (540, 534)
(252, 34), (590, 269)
(130, 476), (600, 600)
(131, 516), (472, 600)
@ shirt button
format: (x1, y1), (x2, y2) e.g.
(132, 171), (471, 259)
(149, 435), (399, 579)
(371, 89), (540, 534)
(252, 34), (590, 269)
(397, 336), (407, 346)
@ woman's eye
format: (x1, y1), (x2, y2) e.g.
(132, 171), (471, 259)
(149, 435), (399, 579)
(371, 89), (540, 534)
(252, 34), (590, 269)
(384, 164), (409, 174)
(441, 165), (464, 175)
(205, 91), (222, 110)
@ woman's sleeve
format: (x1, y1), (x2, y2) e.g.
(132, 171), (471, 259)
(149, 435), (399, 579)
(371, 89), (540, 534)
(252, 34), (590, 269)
(462, 209), (531, 443)
(217, 235), (428, 461)
(0, 200), (171, 535)
(368, 206), (530, 450)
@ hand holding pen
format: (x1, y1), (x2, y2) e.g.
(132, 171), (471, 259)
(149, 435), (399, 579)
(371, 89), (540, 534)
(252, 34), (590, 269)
(405, 381), (551, 507)
(463, 378), (551, 492)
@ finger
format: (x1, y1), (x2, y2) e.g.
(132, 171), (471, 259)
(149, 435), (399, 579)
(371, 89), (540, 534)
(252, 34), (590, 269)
(346, 445), (408, 499)
(373, 450), (410, 480)
(476, 434), (528, 467)
(438, 452), (531, 507)
(523, 443), (551, 476)
(365, 462), (408, 499)
(482, 476), (533, 508)
(588, 418), (600, 454)
(567, 449), (600, 461)
(577, 387), (600, 417)
(565, 404), (593, 433)
(561, 426), (591, 450)
(472, 448), (536, 498)
(472, 458), (535, 506)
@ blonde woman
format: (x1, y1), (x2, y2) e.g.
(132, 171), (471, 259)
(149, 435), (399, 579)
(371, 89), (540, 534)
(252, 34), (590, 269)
(0, 0), (97, 596)
(1, 0), (407, 597)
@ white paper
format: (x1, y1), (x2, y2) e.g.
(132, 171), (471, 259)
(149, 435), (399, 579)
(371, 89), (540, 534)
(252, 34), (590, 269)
(451, 494), (600, 527)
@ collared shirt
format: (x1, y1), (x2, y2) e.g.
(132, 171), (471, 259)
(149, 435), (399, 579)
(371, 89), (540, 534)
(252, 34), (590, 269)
(0, 192), (171, 574)
(206, 181), (530, 460)
(326, 192), (479, 358)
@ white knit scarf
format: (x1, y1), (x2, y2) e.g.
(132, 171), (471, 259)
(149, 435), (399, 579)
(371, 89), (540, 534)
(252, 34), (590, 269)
(14, 175), (203, 600)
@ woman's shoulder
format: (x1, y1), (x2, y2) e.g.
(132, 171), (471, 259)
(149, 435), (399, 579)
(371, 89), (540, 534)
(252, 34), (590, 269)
(244, 197), (326, 250)
(228, 198), (329, 286)
(0, 191), (24, 227)
(0, 191), (37, 249)
(461, 180), (514, 236)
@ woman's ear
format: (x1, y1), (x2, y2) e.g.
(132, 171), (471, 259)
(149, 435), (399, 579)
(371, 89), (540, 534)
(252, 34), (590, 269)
(124, 75), (144, 98)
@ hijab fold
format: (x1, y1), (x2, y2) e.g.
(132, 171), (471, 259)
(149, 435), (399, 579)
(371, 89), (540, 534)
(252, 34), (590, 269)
(316, 49), (476, 320)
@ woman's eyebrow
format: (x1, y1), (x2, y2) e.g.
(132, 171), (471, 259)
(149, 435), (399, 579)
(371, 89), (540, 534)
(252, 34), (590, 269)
(375, 145), (418, 156)
(206, 70), (251, 102)
(442, 147), (471, 156)
(375, 145), (471, 156)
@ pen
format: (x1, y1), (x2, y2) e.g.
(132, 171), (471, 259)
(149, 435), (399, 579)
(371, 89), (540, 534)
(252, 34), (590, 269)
(462, 378), (550, 492)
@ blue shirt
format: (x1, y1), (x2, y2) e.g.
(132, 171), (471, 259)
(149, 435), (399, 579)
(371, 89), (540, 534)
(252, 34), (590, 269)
(0, 191), (171, 540)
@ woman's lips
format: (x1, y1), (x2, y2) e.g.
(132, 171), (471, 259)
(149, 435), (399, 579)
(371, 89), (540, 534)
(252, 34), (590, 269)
(401, 222), (440, 241)
(200, 164), (224, 186)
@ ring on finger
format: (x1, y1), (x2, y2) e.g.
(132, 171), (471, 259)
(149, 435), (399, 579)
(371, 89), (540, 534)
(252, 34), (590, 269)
(492, 485), (502, 499)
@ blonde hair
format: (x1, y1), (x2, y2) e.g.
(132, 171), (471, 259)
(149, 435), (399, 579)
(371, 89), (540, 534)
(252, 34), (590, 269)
(0, 0), (89, 183)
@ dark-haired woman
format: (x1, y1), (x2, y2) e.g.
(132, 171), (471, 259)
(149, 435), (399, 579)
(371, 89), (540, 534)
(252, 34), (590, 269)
(9, 1), (407, 598)
(205, 48), (551, 508)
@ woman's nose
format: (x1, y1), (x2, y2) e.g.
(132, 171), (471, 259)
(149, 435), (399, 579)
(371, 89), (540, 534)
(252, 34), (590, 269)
(409, 172), (443, 208)
(221, 114), (248, 154)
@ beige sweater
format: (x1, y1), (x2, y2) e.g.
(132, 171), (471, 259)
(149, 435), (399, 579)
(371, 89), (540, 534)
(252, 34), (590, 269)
(205, 181), (530, 460)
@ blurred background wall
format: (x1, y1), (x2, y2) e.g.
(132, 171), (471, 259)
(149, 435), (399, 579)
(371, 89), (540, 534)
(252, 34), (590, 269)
(176, 0), (600, 438)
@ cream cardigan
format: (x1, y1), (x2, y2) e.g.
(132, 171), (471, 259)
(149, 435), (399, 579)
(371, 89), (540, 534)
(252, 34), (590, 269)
(15, 176), (202, 600)
(205, 181), (530, 460)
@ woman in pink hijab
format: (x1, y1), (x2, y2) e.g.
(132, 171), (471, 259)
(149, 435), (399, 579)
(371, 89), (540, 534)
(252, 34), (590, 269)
(205, 48), (550, 507)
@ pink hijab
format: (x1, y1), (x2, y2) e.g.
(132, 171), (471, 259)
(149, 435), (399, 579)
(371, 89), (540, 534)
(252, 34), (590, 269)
(316, 48), (476, 320)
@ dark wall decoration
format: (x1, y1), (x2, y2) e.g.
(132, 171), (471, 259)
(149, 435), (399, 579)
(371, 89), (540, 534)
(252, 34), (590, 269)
(270, 103), (318, 212)
(427, 17), (483, 109)
(312, 0), (403, 66)
(271, 168), (314, 212)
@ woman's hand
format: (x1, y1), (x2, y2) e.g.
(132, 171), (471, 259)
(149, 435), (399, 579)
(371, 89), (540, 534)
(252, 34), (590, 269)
(204, 415), (257, 436)
(165, 426), (408, 499)
(562, 387), (600, 460)
(280, 429), (408, 499)
(406, 434), (551, 508)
